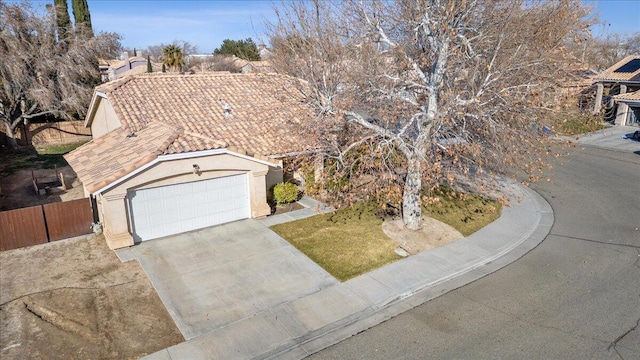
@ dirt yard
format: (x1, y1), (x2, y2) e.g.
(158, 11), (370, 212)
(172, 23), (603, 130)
(0, 235), (184, 359)
(383, 217), (465, 255)
(0, 166), (85, 211)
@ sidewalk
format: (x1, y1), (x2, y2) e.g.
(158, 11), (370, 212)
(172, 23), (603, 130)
(143, 183), (553, 360)
(559, 125), (640, 153)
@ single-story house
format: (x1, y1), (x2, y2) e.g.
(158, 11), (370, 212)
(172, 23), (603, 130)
(99, 51), (149, 82)
(65, 72), (318, 249)
(592, 55), (640, 122)
(613, 90), (640, 127)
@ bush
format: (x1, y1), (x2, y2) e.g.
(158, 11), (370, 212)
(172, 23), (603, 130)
(273, 182), (299, 205)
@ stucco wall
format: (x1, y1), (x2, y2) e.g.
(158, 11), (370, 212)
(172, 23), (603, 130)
(95, 152), (278, 249)
(266, 167), (284, 196)
(90, 99), (121, 139)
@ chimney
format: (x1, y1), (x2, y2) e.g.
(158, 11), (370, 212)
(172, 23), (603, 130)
(123, 51), (131, 70)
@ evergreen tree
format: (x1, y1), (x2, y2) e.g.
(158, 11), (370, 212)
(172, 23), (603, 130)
(213, 38), (260, 61)
(147, 55), (152, 73)
(53, 0), (71, 42)
(72, 0), (93, 37)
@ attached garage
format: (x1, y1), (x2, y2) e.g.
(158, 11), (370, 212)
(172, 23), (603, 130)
(64, 72), (319, 250)
(128, 174), (250, 242)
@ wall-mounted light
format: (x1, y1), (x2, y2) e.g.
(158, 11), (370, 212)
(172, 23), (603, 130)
(192, 164), (200, 174)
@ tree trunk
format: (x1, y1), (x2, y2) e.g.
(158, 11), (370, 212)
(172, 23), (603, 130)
(4, 122), (19, 150)
(402, 157), (423, 230)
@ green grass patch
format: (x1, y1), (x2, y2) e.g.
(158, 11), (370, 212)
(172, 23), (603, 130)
(423, 188), (502, 237)
(271, 188), (502, 281)
(552, 115), (605, 136)
(0, 141), (87, 178)
(34, 141), (87, 155)
(271, 202), (402, 281)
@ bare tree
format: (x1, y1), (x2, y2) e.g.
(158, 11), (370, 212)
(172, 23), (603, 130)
(0, 1), (121, 149)
(267, 0), (591, 230)
(577, 32), (640, 71)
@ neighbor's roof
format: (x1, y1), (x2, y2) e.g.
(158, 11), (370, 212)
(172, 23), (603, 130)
(613, 89), (640, 102)
(67, 72), (318, 193)
(555, 68), (597, 88)
(594, 55), (640, 83)
(116, 62), (163, 78)
(242, 60), (274, 73)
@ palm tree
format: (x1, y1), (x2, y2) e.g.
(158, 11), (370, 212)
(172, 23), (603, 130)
(162, 45), (184, 72)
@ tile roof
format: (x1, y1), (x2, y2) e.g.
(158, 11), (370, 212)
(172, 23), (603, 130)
(613, 89), (640, 102)
(64, 121), (184, 193)
(594, 55), (640, 83)
(69, 72), (318, 193)
(94, 72), (318, 157)
(104, 56), (147, 71)
(554, 68), (597, 88)
(115, 62), (163, 78)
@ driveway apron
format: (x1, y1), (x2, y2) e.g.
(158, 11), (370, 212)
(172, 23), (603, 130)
(130, 219), (338, 340)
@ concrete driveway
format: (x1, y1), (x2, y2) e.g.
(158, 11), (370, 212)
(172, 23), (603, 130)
(128, 219), (338, 340)
(574, 125), (640, 153)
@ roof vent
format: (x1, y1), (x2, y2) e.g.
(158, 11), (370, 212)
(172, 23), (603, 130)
(217, 97), (233, 118)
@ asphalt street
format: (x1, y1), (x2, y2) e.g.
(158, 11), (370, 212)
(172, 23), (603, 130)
(310, 146), (640, 359)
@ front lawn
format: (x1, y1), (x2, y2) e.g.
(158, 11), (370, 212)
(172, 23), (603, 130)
(270, 202), (401, 282)
(271, 189), (502, 281)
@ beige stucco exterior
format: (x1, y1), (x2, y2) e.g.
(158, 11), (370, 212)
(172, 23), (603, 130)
(93, 152), (282, 249)
(90, 98), (122, 139)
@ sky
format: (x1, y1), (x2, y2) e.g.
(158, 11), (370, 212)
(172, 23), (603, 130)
(18, 0), (640, 54)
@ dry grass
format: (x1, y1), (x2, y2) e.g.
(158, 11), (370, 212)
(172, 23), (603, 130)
(0, 141), (86, 178)
(272, 189), (502, 281)
(423, 188), (502, 237)
(551, 114), (606, 136)
(270, 202), (401, 281)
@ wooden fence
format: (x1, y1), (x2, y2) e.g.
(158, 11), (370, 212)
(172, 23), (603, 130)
(0, 198), (93, 251)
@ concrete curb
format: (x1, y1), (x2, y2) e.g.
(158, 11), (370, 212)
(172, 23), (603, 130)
(142, 183), (553, 360)
(260, 183), (553, 359)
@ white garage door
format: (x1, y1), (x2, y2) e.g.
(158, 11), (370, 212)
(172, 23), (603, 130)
(128, 174), (250, 241)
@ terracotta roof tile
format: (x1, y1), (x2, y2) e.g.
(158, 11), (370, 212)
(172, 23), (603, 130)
(65, 121), (182, 193)
(99, 72), (318, 157)
(71, 72), (317, 193)
(614, 89), (640, 102)
(594, 55), (640, 83)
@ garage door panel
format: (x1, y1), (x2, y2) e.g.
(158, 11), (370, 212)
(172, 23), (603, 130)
(129, 174), (250, 242)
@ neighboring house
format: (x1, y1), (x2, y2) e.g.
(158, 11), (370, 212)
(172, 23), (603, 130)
(192, 55), (274, 74)
(539, 68), (597, 110)
(612, 90), (640, 127)
(592, 55), (640, 123)
(99, 52), (149, 82)
(65, 72), (318, 249)
(258, 44), (274, 59)
(240, 60), (274, 74)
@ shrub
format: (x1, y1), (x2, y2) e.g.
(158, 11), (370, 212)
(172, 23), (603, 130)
(273, 182), (299, 205)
